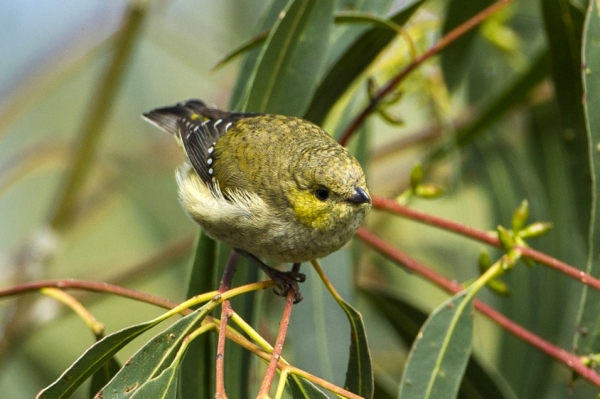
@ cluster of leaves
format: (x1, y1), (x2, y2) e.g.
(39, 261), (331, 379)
(2, 0), (600, 398)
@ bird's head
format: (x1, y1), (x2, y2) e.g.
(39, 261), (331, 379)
(284, 143), (371, 233)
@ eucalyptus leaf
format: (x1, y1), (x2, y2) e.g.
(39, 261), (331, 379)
(575, 0), (600, 355)
(177, 231), (218, 399)
(541, 0), (589, 237)
(38, 318), (170, 399)
(287, 375), (329, 398)
(98, 307), (210, 398)
(243, 0), (335, 116)
(398, 290), (474, 399)
(360, 287), (516, 399)
(304, 0), (423, 125)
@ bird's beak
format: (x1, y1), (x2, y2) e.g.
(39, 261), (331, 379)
(348, 186), (371, 204)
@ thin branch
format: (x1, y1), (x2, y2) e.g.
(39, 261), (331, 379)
(338, 0), (514, 146)
(258, 286), (296, 398)
(371, 195), (600, 293)
(39, 288), (105, 339)
(356, 227), (600, 388)
(215, 250), (240, 399)
(0, 279), (182, 312)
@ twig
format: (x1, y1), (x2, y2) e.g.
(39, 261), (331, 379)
(371, 195), (600, 293)
(356, 227), (600, 388)
(338, 0), (514, 146)
(258, 284), (296, 398)
(39, 288), (105, 339)
(0, 279), (183, 312)
(219, 318), (362, 399)
(215, 251), (240, 399)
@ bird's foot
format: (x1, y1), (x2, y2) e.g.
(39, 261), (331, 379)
(235, 249), (305, 303)
(266, 268), (305, 304)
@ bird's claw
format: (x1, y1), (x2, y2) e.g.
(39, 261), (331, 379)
(269, 270), (305, 304)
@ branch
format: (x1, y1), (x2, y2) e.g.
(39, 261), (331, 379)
(356, 227), (600, 388)
(338, 0), (514, 146)
(258, 286), (296, 398)
(0, 279), (182, 312)
(371, 195), (600, 293)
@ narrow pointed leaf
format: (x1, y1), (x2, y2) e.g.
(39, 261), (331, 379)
(334, 11), (402, 32)
(576, 0), (600, 355)
(360, 287), (516, 399)
(38, 318), (168, 398)
(541, 0), (589, 236)
(230, 0), (291, 110)
(398, 290), (475, 399)
(440, 0), (494, 91)
(98, 308), (210, 398)
(130, 361), (179, 399)
(287, 375), (329, 398)
(337, 297), (373, 398)
(178, 231), (218, 399)
(427, 51), (549, 162)
(89, 357), (122, 399)
(243, 0), (335, 116)
(304, 0), (423, 125)
(212, 30), (269, 71)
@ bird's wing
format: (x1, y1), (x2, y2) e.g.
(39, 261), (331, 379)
(142, 99), (259, 184)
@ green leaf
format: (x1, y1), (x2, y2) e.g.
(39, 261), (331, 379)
(360, 287), (516, 399)
(37, 318), (168, 398)
(334, 11), (403, 32)
(304, 0), (423, 125)
(287, 375), (329, 398)
(89, 357), (121, 399)
(229, 0), (292, 110)
(575, 0), (600, 355)
(130, 365), (179, 399)
(212, 30), (269, 71)
(215, 9), (401, 73)
(177, 231), (218, 399)
(98, 308), (210, 398)
(338, 295), (373, 398)
(398, 290), (474, 399)
(427, 51), (549, 163)
(243, 0), (335, 116)
(541, 0), (589, 236)
(511, 200), (529, 233)
(440, 0), (494, 91)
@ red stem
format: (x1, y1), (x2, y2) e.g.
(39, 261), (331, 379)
(339, 0), (514, 146)
(371, 195), (600, 293)
(0, 279), (180, 311)
(257, 287), (296, 398)
(356, 227), (600, 388)
(215, 251), (240, 399)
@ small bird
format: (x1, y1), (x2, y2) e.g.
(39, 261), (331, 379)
(142, 100), (371, 301)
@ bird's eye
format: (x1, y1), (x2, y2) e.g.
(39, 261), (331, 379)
(315, 188), (330, 201)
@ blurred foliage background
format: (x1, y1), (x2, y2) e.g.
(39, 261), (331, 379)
(1, 0), (599, 398)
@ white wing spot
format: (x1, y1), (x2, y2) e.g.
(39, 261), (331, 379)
(201, 120), (209, 126)
(208, 146), (214, 154)
(225, 122), (233, 131)
(208, 168), (214, 175)
(207, 158), (213, 165)
(214, 119), (222, 128)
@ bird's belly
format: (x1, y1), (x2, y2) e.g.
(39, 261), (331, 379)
(199, 217), (354, 263)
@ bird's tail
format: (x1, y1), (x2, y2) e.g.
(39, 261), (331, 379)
(142, 99), (218, 137)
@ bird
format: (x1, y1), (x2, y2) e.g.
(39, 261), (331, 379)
(142, 99), (371, 301)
